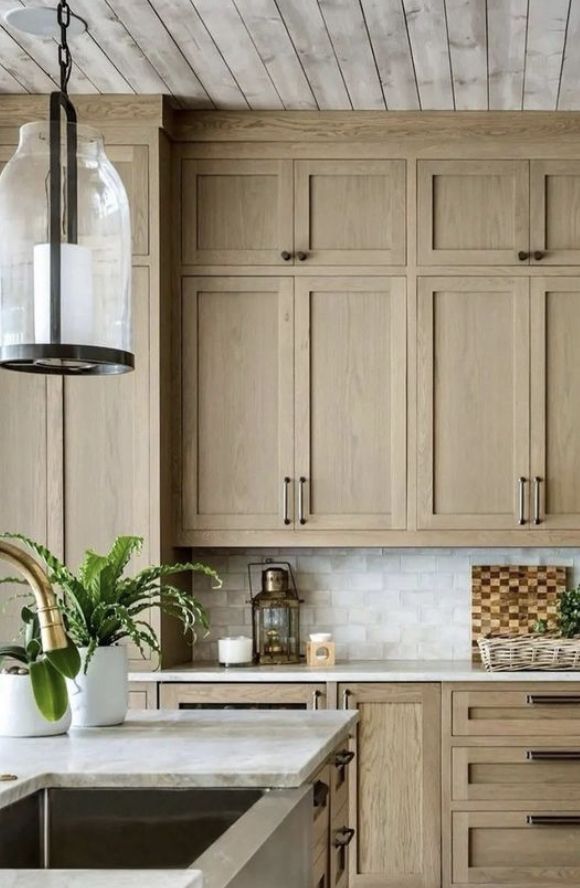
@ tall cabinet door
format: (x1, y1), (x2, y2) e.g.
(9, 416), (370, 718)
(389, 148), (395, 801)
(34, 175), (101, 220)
(531, 278), (580, 527)
(417, 277), (530, 530)
(530, 161), (580, 264)
(180, 277), (294, 533)
(418, 160), (529, 265)
(294, 160), (406, 265)
(295, 277), (406, 530)
(340, 683), (441, 888)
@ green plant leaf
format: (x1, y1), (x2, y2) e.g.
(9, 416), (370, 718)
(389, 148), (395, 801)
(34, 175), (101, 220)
(29, 659), (68, 721)
(0, 576), (28, 586)
(0, 644), (29, 668)
(46, 636), (81, 679)
(106, 536), (143, 583)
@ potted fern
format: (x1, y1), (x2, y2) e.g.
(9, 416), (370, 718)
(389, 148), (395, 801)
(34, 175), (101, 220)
(1, 533), (220, 727)
(0, 605), (80, 737)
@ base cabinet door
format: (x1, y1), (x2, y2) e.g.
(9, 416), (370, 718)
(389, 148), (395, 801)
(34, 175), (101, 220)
(340, 683), (441, 888)
(159, 682), (327, 710)
(452, 810), (580, 886)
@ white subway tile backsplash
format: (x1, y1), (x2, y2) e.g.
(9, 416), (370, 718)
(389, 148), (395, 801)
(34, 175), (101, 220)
(190, 548), (579, 662)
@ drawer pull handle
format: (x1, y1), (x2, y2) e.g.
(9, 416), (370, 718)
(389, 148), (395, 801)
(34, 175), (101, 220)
(333, 826), (355, 847)
(341, 688), (352, 710)
(528, 814), (580, 826)
(312, 689), (322, 710)
(333, 749), (355, 769)
(313, 779), (329, 809)
(527, 694), (580, 705)
(527, 750), (580, 761)
(517, 476), (527, 525)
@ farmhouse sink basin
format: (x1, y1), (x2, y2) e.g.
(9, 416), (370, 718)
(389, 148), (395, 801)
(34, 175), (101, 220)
(0, 787), (262, 869)
(0, 785), (312, 887)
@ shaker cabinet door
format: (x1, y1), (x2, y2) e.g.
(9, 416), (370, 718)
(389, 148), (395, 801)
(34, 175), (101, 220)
(108, 144), (150, 258)
(179, 277), (294, 533)
(530, 160), (580, 265)
(294, 160), (406, 266)
(417, 277), (530, 529)
(294, 277), (406, 530)
(180, 158), (294, 266)
(530, 278), (580, 527)
(418, 160), (529, 265)
(339, 683), (441, 888)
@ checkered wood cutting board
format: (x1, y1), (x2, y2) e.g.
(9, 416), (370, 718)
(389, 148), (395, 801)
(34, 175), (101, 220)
(471, 564), (567, 660)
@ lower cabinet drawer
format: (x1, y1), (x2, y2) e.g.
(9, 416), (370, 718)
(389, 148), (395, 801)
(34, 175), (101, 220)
(329, 747), (354, 821)
(330, 806), (354, 888)
(313, 766), (331, 848)
(453, 746), (580, 801)
(453, 810), (580, 885)
(313, 846), (329, 888)
(452, 689), (580, 736)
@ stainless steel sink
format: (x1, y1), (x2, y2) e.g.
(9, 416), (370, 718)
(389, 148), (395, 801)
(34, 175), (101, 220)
(0, 785), (312, 887)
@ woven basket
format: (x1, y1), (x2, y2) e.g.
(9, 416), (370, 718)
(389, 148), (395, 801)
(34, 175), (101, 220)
(478, 632), (580, 672)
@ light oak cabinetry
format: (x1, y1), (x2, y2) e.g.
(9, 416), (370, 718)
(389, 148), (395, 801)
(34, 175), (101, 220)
(160, 682), (327, 709)
(444, 682), (580, 888)
(295, 277), (406, 531)
(340, 683), (440, 888)
(418, 159), (580, 266)
(177, 275), (406, 538)
(417, 277), (530, 530)
(179, 276), (294, 532)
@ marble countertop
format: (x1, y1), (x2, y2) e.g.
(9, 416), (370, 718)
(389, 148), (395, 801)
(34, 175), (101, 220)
(0, 710), (355, 888)
(0, 709), (357, 811)
(130, 659), (580, 683)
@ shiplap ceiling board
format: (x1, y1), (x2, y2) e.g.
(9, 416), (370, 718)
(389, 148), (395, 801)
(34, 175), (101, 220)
(1, 0), (580, 110)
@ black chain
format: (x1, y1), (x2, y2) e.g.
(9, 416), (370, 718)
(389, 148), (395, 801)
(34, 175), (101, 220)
(57, 0), (72, 94)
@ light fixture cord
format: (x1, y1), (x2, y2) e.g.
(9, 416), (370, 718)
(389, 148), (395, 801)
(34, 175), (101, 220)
(57, 0), (72, 94)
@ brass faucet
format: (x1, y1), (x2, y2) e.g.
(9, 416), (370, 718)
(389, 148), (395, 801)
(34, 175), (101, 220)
(0, 540), (67, 651)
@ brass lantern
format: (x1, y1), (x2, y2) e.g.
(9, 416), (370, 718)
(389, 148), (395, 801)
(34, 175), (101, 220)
(248, 561), (302, 665)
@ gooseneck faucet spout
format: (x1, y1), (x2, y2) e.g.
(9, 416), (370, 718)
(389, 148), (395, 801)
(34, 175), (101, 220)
(0, 540), (67, 651)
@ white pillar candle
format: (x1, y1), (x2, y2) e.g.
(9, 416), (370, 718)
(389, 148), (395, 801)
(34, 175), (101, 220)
(218, 636), (254, 666)
(33, 242), (93, 344)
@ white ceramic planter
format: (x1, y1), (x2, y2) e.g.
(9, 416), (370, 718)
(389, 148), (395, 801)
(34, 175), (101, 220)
(67, 645), (128, 728)
(0, 672), (71, 737)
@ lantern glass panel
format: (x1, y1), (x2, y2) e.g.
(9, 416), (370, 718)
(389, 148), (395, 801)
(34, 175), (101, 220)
(0, 122), (131, 361)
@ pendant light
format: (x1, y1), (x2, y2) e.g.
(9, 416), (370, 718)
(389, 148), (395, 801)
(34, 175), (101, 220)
(0, 1), (133, 375)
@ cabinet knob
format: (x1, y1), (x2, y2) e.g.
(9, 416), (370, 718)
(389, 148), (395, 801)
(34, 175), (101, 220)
(280, 251), (292, 261)
(533, 250), (545, 261)
(296, 251), (308, 261)
(518, 251), (529, 261)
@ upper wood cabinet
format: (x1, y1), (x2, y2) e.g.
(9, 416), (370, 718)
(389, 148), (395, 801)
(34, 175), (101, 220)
(180, 159), (293, 266)
(417, 277), (530, 530)
(294, 160), (405, 265)
(108, 144), (149, 258)
(340, 683), (440, 888)
(530, 278), (580, 527)
(295, 277), (406, 530)
(418, 160), (529, 265)
(179, 276), (294, 532)
(530, 160), (580, 264)
(179, 156), (406, 267)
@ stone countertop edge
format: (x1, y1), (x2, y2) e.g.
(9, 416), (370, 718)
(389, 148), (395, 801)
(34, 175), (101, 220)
(0, 871), (203, 888)
(129, 658), (580, 682)
(0, 710), (358, 813)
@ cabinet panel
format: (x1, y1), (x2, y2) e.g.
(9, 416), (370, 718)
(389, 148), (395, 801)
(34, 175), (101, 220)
(340, 683), (440, 888)
(180, 277), (294, 531)
(418, 160), (529, 265)
(531, 278), (580, 527)
(452, 810), (580, 886)
(417, 277), (530, 529)
(295, 160), (405, 265)
(159, 683), (327, 709)
(295, 277), (406, 530)
(108, 144), (149, 257)
(63, 267), (151, 662)
(452, 745), (580, 802)
(181, 159), (293, 265)
(452, 688), (580, 736)
(531, 161), (580, 264)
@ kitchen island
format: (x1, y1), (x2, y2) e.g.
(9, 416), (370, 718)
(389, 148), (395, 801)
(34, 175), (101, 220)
(0, 709), (357, 888)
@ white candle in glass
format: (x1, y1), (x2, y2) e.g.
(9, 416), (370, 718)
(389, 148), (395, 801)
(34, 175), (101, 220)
(218, 636), (253, 666)
(33, 243), (93, 344)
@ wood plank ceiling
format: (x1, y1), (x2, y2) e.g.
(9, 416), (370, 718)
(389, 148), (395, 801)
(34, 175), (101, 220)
(0, 0), (579, 110)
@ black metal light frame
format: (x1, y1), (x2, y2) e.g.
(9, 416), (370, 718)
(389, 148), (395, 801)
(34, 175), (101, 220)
(0, 1), (134, 375)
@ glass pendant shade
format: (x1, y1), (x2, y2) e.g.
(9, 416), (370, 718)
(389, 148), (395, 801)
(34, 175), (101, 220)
(0, 120), (133, 374)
